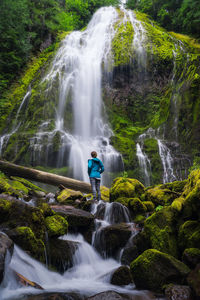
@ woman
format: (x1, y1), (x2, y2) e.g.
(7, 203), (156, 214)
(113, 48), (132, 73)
(88, 151), (104, 202)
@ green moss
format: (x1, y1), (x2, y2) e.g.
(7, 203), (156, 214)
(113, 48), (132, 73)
(112, 19), (134, 67)
(110, 177), (145, 202)
(100, 186), (110, 202)
(178, 221), (200, 251)
(9, 180), (29, 195)
(45, 215), (68, 237)
(143, 201), (155, 212)
(128, 197), (147, 216)
(144, 207), (178, 257)
(57, 188), (83, 205)
(144, 186), (178, 206)
(134, 214), (146, 224)
(115, 197), (129, 207)
(0, 198), (12, 223)
(0, 177), (22, 198)
(130, 249), (190, 292)
(171, 197), (185, 212)
(14, 226), (45, 262)
(10, 176), (46, 192)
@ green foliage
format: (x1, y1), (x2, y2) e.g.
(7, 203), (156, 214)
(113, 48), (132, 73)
(126, 0), (200, 39)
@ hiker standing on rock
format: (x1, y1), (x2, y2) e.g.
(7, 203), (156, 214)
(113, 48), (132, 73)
(88, 151), (104, 202)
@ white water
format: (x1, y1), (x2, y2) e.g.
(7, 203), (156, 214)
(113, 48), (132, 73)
(0, 227), (152, 300)
(136, 143), (151, 186)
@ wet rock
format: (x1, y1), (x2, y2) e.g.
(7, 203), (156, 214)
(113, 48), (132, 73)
(6, 226), (45, 262)
(110, 177), (145, 202)
(87, 290), (156, 300)
(51, 205), (94, 242)
(0, 232), (14, 284)
(25, 292), (85, 300)
(130, 249), (190, 292)
(94, 223), (132, 257)
(78, 200), (94, 212)
(48, 238), (79, 273)
(57, 189), (83, 205)
(110, 266), (133, 286)
(178, 221), (200, 252)
(30, 190), (46, 198)
(187, 264), (200, 297)
(95, 202), (106, 219)
(182, 248), (200, 268)
(164, 284), (193, 300)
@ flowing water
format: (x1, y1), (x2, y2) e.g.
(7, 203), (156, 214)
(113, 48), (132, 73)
(0, 201), (154, 300)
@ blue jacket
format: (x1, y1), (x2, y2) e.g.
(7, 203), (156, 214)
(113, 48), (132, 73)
(88, 158), (104, 178)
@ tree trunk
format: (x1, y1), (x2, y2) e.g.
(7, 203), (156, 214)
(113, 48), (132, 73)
(0, 160), (91, 194)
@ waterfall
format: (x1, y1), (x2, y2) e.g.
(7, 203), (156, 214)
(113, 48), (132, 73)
(136, 143), (151, 186)
(29, 6), (124, 185)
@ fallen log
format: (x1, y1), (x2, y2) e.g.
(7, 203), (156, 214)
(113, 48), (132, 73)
(0, 160), (92, 193)
(14, 271), (44, 290)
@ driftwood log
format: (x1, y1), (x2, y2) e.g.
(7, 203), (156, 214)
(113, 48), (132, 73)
(0, 160), (91, 193)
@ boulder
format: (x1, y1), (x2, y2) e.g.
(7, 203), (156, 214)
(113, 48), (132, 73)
(164, 284), (193, 300)
(25, 292), (85, 300)
(130, 249), (190, 292)
(87, 290), (155, 300)
(6, 226), (45, 262)
(48, 238), (78, 273)
(142, 201), (155, 212)
(100, 186), (110, 202)
(110, 178), (145, 202)
(94, 223), (132, 257)
(143, 207), (178, 257)
(51, 205), (94, 242)
(182, 248), (200, 269)
(144, 186), (179, 206)
(128, 198), (146, 217)
(0, 233), (14, 284)
(110, 266), (133, 286)
(187, 264), (200, 297)
(45, 215), (68, 237)
(0, 198), (46, 240)
(178, 221), (200, 252)
(57, 188), (83, 205)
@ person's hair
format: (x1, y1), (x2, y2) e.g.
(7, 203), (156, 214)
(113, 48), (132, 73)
(91, 151), (97, 158)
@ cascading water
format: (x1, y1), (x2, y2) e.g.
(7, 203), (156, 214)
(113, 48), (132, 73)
(30, 6), (124, 185)
(136, 143), (151, 186)
(0, 203), (154, 300)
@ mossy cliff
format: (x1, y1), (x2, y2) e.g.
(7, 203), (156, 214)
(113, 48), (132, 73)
(0, 8), (199, 186)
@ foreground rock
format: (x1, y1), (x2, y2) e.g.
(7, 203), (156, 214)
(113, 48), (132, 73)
(48, 238), (79, 273)
(25, 292), (85, 300)
(87, 291), (156, 300)
(130, 249), (190, 292)
(51, 205), (94, 242)
(187, 264), (200, 297)
(164, 284), (193, 300)
(0, 233), (14, 284)
(94, 223), (132, 257)
(110, 266), (133, 286)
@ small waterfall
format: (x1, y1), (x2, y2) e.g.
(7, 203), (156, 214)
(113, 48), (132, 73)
(157, 139), (176, 183)
(0, 88), (31, 157)
(136, 143), (151, 186)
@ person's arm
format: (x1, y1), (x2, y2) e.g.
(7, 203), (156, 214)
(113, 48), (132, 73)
(88, 159), (93, 176)
(99, 160), (104, 174)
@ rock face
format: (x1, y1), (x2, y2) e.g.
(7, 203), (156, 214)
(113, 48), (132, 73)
(182, 248), (200, 268)
(130, 249), (190, 292)
(0, 233), (14, 284)
(164, 284), (193, 300)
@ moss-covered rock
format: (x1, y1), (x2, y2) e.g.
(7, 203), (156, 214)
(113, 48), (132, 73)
(178, 221), (200, 251)
(57, 189), (83, 205)
(128, 197), (147, 216)
(144, 186), (179, 206)
(100, 186), (109, 202)
(110, 177), (145, 202)
(0, 177), (22, 198)
(0, 198), (12, 223)
(143, 201), (155, 212)
(144, 207), (178, 257)
(182, 248), (200, 269)
(171, 197), (185, 212)
(130, 249), (190, 292)
(8, 226), (45, 262)
(45, 215), (68, 237)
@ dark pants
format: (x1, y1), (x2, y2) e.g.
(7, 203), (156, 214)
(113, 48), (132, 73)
(90, 177), (101, 201)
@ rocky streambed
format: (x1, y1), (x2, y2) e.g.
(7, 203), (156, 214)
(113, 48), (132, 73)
(0, 170), (200, 299)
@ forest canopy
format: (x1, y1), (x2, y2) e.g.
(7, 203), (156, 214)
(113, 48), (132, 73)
(0, 0), (119, 96)
(126, 0), (200, 38)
